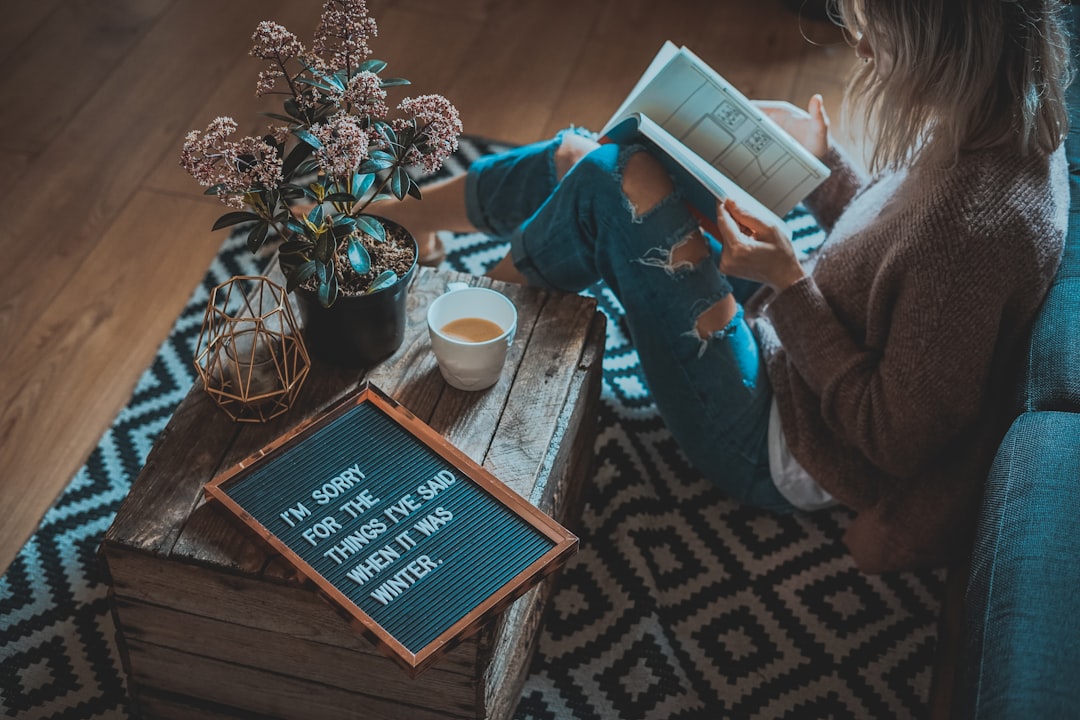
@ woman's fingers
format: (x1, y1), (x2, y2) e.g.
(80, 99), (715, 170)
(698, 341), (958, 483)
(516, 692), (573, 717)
(713, 198), (804, 291)
(721, 198), (772, 237)
(714, 198), (752, 247)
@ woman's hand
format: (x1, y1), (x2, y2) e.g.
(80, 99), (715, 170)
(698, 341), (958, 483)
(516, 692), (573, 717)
(753, 94), (830, 160)
(715, 198), (805, 292)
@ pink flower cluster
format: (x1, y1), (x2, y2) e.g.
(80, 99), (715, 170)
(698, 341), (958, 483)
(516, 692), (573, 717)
(256, 69), (284, 98)
(250, 21), (304, 61)
(313, 0), (377, 71)
(341, 71), (388, 117)
(180, 117), (283, 208)
(310, 113), (372, 179)
(250, 21), (306, 98)
(395, 95), (463, 174)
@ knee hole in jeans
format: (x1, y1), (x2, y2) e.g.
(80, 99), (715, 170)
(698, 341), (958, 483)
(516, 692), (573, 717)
(554, 133), (601, 181)
(620, 151), (674, 218)
(694, 294), (739, 338)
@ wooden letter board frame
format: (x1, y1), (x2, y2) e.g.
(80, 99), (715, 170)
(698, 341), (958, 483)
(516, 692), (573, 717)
(203, 383), (578, 676)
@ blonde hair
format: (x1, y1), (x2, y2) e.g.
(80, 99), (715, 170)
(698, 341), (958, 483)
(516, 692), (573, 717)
(836, 0), (1072, 173)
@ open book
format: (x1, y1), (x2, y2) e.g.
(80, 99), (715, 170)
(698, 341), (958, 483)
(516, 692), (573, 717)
(601, 42), (830, 232)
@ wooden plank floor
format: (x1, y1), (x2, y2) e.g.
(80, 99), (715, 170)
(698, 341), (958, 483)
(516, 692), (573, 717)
(0, 0), (856, 575)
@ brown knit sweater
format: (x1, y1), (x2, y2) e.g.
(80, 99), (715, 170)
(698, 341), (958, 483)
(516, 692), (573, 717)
(756, 142), (1068, 572)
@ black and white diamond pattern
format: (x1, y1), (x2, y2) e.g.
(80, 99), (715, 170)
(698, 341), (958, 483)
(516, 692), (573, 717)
(1, 137), (944, 719)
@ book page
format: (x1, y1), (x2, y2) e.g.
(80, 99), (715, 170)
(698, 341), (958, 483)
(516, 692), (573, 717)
(605, 115), (783, 232)
(603, 45), (829, 217)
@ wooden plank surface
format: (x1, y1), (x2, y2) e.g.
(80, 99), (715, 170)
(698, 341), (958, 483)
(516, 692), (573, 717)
(0, 0), (171, 156)
(481, 291), (599, 499)
(124, 640), (461, 720)
(131, 688), (279, 720)
(2, 0), (861, 580)
(100, 261), (603, 717)
(165, 270), (578, 574)
(0, 0), (289, 365)
(112, 596), (482, 716)
(0, 0), (63, 70)
(99, 265), (603, 688)
(103, 544), (481, 675)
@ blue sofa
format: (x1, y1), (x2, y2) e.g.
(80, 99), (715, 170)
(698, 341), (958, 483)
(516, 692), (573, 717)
(954, 5), (1080, 717)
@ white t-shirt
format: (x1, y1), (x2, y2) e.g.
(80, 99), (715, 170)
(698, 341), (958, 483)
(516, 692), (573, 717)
(767, 397), (836, 511)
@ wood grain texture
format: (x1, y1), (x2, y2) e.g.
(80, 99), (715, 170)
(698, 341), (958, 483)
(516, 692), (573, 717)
(98, 264), (604, 716)
(102, 545), (480, 675)
(123, 640), (461, 720)
(0, 0), (64, 69)
(0, 0), (172, 156)
(1, 0), (861, 588)
(111, 596), (482, 715)
(129, 689), (279, 720)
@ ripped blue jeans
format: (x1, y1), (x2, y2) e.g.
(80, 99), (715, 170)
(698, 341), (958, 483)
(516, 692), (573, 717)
(465, 132), (792, 511)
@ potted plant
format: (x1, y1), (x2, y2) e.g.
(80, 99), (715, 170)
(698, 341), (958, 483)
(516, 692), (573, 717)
(180, 0), (462, 366)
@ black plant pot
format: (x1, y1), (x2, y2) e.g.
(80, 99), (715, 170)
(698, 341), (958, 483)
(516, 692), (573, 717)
(294, 222), (418, 368)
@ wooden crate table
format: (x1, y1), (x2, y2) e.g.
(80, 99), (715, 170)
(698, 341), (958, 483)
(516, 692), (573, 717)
(98, 267), (605, 720)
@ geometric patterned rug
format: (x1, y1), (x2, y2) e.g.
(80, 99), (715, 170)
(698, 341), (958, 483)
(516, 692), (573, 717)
(0, 136), (945, 719)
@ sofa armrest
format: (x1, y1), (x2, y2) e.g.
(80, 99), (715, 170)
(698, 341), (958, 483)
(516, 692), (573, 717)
(957, 411), (1080, 718)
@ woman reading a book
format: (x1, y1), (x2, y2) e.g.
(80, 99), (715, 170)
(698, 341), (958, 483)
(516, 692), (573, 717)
(379, 0), (1070, 572)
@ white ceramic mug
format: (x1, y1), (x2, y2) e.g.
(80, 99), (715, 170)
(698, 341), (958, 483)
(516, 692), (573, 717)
(426, 283), (517, 391)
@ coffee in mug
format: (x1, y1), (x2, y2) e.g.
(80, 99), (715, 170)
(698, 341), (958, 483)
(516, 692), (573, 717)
(427, 283), (518, 391)
(439, 317), (505, 343)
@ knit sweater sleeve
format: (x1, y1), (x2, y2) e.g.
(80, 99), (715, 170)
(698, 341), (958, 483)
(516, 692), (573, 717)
(766, 271), (993, 477)
(764, 156), (1064, 479)
(802, 144), (867, 233)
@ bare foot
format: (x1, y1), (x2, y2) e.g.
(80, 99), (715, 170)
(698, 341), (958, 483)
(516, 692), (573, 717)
(417, 232), (445, 267)
(487, 253), (529, 284)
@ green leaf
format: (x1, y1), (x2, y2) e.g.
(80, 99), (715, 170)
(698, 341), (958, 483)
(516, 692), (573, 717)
(359, 59), (388, 73)
(293, 128), (323, 150)
(331, 217), (357, 238)
(318, 275), (339, 307)
(282, 141), (314, 178)
(315, 232), (336, 263)
(307, 203), (325, 229)
(325, 72), (346, 92)
(347, 238), (372, 274)
(325, 192), (357, 204)
(379, 77), (411, 88)
(284, 97), (304, 120)
(406, 179), (422, 200)
(264, 189), (282, 214)
(295, 158), (321, 176)
(377, 123), (397, 146)
(389, 167), (410, 200)
(357, 157), (394, 174)
(296, 77), (337, 93)
(351, 172), (376, 198)
(365, 270), (398, 294)
(203, 184), (226, 196)
(370, 149), (395, 163)
(280, 184), (308, 200)
(286, 260), (318, 293)
(246, 222), (270, 253)
(286, 218), (310, 237)
(354, 215), (386, 242)
(279, 240), (311, 255)
(211, 211), (260, 231)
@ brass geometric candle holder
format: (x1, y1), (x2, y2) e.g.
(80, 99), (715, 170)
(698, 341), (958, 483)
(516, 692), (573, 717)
(194, 275), (311, 423)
